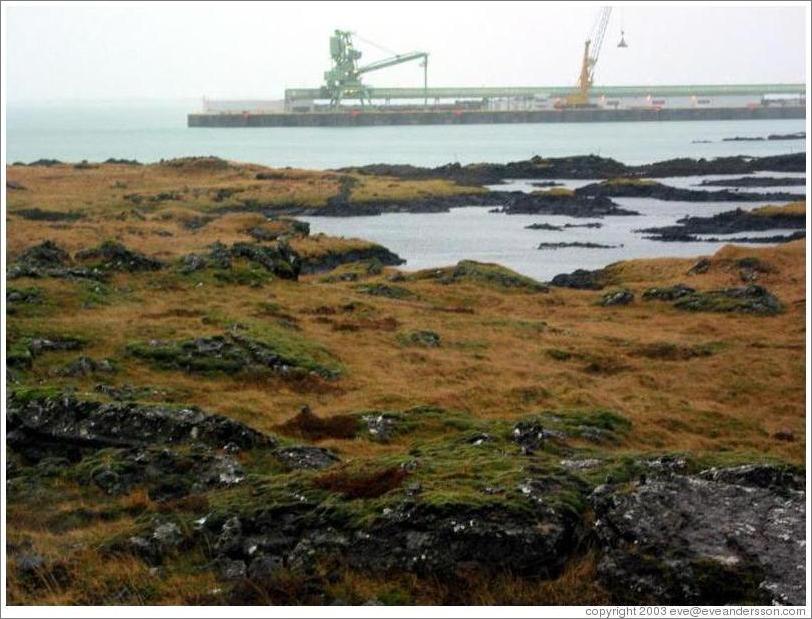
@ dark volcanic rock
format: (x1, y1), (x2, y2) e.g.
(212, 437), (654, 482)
(600, 289), (634, 306)
(347, 500), (580, 578)
(699, 176), (806, 188)
(549, 268), (609, 290)
(75, 241), (163, 272)
(577, 180), (803, 203)
(128, 333), (339, 380)
(512, 420), (545, 454)
(400, 330), (441, 348)
(642, 284), (695, 301)
(274, 446), (339, 469)
(591, 466), (806, 605)
(525, 223), (563, 231)
(180, 241), (301, 280)
(341, 153), (805, 184)
(6, 393), (275, 453)
(673, 285), (782, 315)
(87, 446), (248, 500)
(300, 245), (405, 275)
(538, 241), (620, 250)
(638, 207), (805, 242)
(495, 191), (636, 217)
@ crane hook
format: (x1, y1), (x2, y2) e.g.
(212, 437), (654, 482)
(617, 30), (628, 48)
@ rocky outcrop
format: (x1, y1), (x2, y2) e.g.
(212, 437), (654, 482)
(538, 242), (620, 250)
(639, 207), (806, 243)
(673, 284), (782, 315)
(179, 240), (301, 280)
(127, 332), (340, 380)
(599, 289), (634, 306)
(75, 241), (164, 272)
(576, 180), (803, 203)
(340, 153), (805, 184)
(592, 466), (806, 605)
(699, 176), (805, 188)
(549, 267), (610, 290)
(6, 393), (274, 454)
(299, 245), (405, 275)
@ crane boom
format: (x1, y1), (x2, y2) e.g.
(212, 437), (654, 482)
(358, 51), (427, 75)
(565, 6), (613, 107)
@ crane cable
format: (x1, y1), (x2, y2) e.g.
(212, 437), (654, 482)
(353, 32), (401, 58)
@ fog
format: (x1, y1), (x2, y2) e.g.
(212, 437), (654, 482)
(4, 2), (808, 103)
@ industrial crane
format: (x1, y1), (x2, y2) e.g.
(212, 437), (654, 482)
(323, 30), (428, 108)
(563, 6), (622, 108)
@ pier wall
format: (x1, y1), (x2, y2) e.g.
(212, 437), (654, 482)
(188, 106), (805, 128)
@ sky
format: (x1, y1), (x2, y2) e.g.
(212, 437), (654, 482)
(4, 2), (808, 103)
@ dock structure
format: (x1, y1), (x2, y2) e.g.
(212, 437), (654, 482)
(189, 83), (805, 128)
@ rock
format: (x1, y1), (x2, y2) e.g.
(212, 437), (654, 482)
(362, 414), (398, 442)
(639, 208), (805, 243)
(578, 179), (802, 203)
(218, 559), (247, 581)
(419, 260), (549, 292)
(179, 253), (207, 273)
(299, 244), (405, 275)
(347, 500), (580, 578)
(687, 258), (711, 275)
(697, 463), (803, 491)
(16, 553), (45, 574)
(216, 517), (244, 557)
(127, 333), (339, 380)
(248, 555), (284, 580)
(512, 420), (545, 454)
(400, 330), (441, 348)
(14, 240), (70, 269)
(600, 289), (634, 306)
(525, 222), (563, 231)
(6, 393), (275, 452)
(355, 283), (415, 299)
(673, 285), (782, 315)
(152, 522), (183, 548)
(538, 242), (620, 250)
(699, 176), (806, 188)
(549, 268), (607, 290)
(275, 446), (339, 469)
(591, 466), (806, 605)
(58, 356), (115, 377)
(75, 240), (163, 272)
(560, 458), (602, 470)
(642, 284), (695, 301)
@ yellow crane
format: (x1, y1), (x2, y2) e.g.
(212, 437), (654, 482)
(562, 6), (625, 108)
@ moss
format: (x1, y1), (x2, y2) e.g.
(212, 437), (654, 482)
(355, 283), (415, 300)
(674, 286), (782, 315)
(127, 326), (341, 379)
(411, 260), (548, 292)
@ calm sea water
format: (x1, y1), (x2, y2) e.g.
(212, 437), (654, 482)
(302, 176), (805, 282)
(6, 101), (806, 281)
(5, 100), (806, 168)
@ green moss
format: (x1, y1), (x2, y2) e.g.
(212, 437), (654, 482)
(411, 260), (549, 293)
(127, 324), (341, 379)
(355, 283), (416, 300)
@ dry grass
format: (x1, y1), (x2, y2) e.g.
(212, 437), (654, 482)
(5, 162), (807, 605)
(752, 200), (806, 216)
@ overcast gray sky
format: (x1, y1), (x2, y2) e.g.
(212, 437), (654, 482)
(5, 2), (808, 103)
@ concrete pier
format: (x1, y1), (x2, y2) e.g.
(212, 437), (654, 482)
(188, 106), (805, 128)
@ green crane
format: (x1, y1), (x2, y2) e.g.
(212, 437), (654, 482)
(323, 30), (428, 108)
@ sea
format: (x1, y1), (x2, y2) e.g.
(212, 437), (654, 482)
(6, 100), (807, 281)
